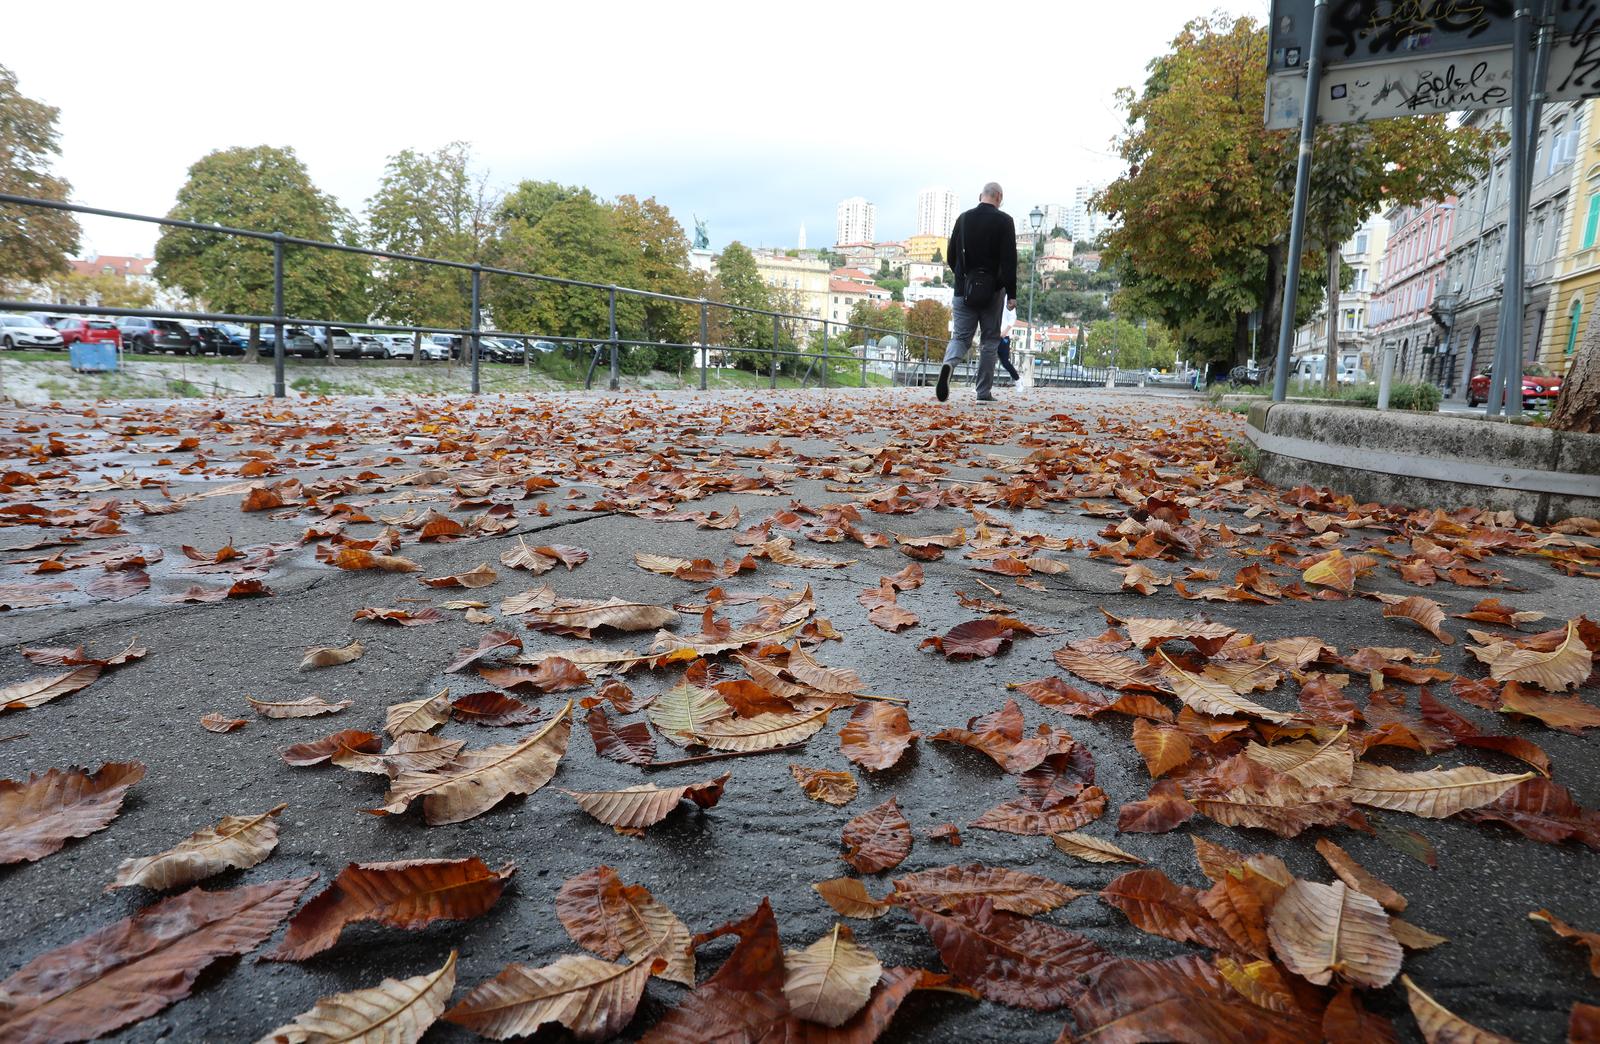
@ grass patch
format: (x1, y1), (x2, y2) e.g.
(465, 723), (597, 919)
(1227, 437), (1260, 476)
(1209, 380), (1441, 411)
(290, 376), (342, 396)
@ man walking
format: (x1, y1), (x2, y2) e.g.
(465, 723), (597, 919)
(936, 182), (1017, 402)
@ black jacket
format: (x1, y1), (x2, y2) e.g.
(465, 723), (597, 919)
(947, 203), (1018, 301)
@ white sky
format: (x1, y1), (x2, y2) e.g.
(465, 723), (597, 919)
(7, 0), (1263, 258)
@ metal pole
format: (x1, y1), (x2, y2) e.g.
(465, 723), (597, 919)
(821, 320), (830, 389)
(272, 233), (286, 398)
(1271, 0), (1329, 403)
(607, 287), (619, 391)
(770, 314), (779, 389)
(1377, 344), (1397, 410)
(698, 300), (709, 391)
(469, 265), (482, 396)
(1489, 6), (1534, 419)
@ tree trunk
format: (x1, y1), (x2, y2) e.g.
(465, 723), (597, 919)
(1232, 312), (1251, 369)
(245, 323), (260, 365)
(1550, 308), (1600, 432)
(412, 330), (422, 367)
(1324, 241), (1340, 395)
(1261, 242), (1286, 370)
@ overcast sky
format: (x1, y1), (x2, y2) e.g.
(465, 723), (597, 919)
(8, 0), (1261, 258)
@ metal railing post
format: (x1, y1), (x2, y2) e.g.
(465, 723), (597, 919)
(861, 335), (868, 388)
(699, 300), (709, 391)
(469, 265), (482, 396)
(821, 320), (829, 390)
(272, 233), (286, 398)
(607, 287), (620, 391)
(770, 314), (779, 389)
(921, 334), (929, 387)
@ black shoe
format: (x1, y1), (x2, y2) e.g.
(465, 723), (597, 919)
(976, 393), (997, 402)
(936, 364), (952, 402)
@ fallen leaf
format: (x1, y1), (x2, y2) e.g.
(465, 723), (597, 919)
(905, 897), (1109, 1010)
(889, 864), (1083, 914)
(445, 628), (522, 674)
(111, 803), (285, 891)
(1267, 879), (1402, 987)
(322, 547), (421, 572)
(281, 730), (381, 767)
(420, 563), (498, 588)
(814, 878), (892, 919)
(1348, 763), (1534, 818)
(1498, 685), (1600, 733)
(332, 733), (465, 776)
(648, 683), (734, 745)
(1132, 718), (1192, 778)
(1117, 779), (1197, 834)
(200, 712), (247, 733)
(0, 664), (102, 712)
(0, 877), (313, 1042)
(1316, 837), (1407, 913)
(353, 606), (444, 626)
(265, 857), (513, 961)
(555, 865), (695, 985)
(1067, 954), (1320, 1042)
(260, 950), (457, 1044)
(971, 785), (1109, 836)
(782, 924), (882, 1027)
(445, 953), (661, 1041)
(1101, 868), (1236, 952)
(1402, 974), (1516, 1043)
(1530, 909), (1600, 977)
(839, 702), (919, 771)
(791, 764), (858, 806)
(246, 695), (350, 719)
(299, 640), (364, 670)
(841, 797), (912, 873)
(1467, 621), (1592, 691)
(562, 772), (729, 834)
(385, 689), (453, 737)
(920, 618), (1015, 660)
(451, 690), (542, 726)
(1052, 831), (1145, 864)
(375, 702), (571, 824)
(0, 761), (146, 865)
(587, 706), (656, 766)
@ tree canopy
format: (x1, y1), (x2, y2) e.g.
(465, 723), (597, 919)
(0, 64), (79, 292)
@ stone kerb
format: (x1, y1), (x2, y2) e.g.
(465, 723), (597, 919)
(1244, 401), (1600, 524)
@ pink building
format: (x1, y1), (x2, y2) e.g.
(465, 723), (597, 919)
(1370, 198), (1457, 378)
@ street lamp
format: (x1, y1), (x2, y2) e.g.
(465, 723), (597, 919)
(1027, 206), (1043, 361)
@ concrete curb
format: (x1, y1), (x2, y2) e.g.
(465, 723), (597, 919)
(1243, 401), (1600, 524)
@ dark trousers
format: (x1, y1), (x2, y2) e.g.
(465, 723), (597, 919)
(997, 343), (1020, 381)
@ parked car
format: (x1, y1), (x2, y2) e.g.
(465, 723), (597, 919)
(0, 313), (66, 349)
(116, 317), (194, 354)
(181, 323), (237, 356)
(55, 318), (122, 349)
(304, 325), (355, 358)
(348, 333), (386, 359)
(1467, 363), (1563, 407)
(259, 326), (321, 357)
(480, 336), (525, 363)
(429, 333), (463, 360)
(371, 334), (410, 359)
(213, 323), (251, 354)
(25, 312), (71, 329)
(528, 339), (558, 354)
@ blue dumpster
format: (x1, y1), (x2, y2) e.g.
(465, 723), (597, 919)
(69, 343), (119, 373)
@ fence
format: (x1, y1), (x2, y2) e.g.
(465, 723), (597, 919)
(0, 193), (1124, 399)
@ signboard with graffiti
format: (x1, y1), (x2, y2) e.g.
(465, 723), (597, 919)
(1267, 0), (1600, 128)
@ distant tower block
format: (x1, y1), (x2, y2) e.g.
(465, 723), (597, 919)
(798, 222), (807, 251)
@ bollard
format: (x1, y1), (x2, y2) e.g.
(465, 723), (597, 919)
(272, 234), (286, 398)
(1377, 345), (1397, 411)
(1106, 366), (1116, 389)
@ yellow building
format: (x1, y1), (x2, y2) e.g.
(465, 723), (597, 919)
(1545, 98), (1600, 375)
(752, 252), (830, 321)
(905, 234), (946, 263)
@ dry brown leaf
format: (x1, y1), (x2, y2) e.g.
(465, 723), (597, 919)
(889, 863), (1083, 914)
(554, 865), (695, 985)
(1348, 763), (1535, 818)
(112, 803), (285, 891)
(1377, 594), (1454, 645)
(1530, 909), (1600, 977)
(813, 878), (892, 919)
(839, 702), (919, 771)
(1402, 974), (1516, 1043)
(647, 683), (734, 745)
(332, 733), (465, 776)
(375, 702), (571, 824)
(443, 953), (660, 1041)
(1498, 685), (1600, 733)
(696, 707), (831, 752)
(1051, 831), (1145, 865)
(385, 689), (453, 737)
(256, 950), (456, 1044)
(562, 772), (729, 834)
(281, 730), (381, 767)
(791, 764), (858, 806)
(265, 858), (513, 961)
(842, 797), (913, 873)
(200, 712), (247, 733)
(1315, 838), (1407, 913)
(0, 761), (146, 865)
(420, 563), (499, 588)
(0, 664), (102, 713)
(299, 640), (364, 671)
(782, 924), (882, 1027)
(246, 695), (351, 719)
(1467, 621), (1592, 691)
(1132, 718), (1192, 778)
(0, 876), (314, 1042)
(1159, 650), (1301, 724)
(1267, 879), (1402, 987)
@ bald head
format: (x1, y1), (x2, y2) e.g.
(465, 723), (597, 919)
(980, 182), (1004, 205)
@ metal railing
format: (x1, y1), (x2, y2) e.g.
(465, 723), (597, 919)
(0, 193), (1111, 400)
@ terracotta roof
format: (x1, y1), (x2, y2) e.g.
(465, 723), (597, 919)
(829, 280), (887, 295)
(69, 255), (155, 277)
(832, 268), (874, 281)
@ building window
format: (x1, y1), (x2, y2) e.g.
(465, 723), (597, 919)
(1355, 233), (1368, 255)
(1567, 297), (1584, 356)
(1585, 193), (1600, 249)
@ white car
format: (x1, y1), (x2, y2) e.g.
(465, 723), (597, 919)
(0, 314), (65, 349)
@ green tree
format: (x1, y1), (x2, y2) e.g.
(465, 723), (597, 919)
(612, 194), (695, 366)
(0, 65), (79, 293)
(491, 186), (643, 353)
(707, 242), (770, 370)
(39, 271), (154, 309)
(1099, 14), (1494, 376)
(905, 298), (951, 358)
(365, 142), (497, 364)
(154, 146), (368, 363)
(1084, 318), (1171, 369)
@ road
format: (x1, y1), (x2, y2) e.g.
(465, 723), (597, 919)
(0, 386), (1594, 1042)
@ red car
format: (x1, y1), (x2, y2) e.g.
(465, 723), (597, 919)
(55, 318), (122, 350)
(1466, 363), (1562, 407)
